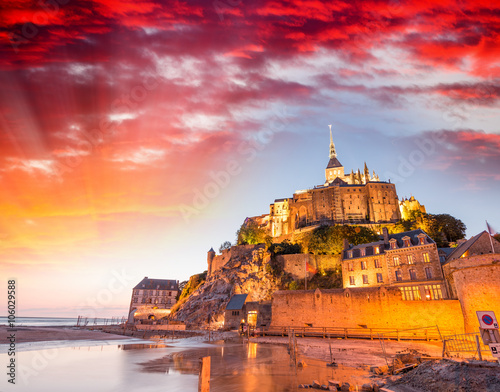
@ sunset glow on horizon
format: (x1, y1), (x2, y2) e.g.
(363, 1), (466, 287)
(1, 0), (500, 317)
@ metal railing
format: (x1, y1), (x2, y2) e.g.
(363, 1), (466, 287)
(256, 325), (454, 341)
(442, 332), (489, 353)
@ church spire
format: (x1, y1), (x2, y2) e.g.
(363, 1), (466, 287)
(329, 124), (337, 159)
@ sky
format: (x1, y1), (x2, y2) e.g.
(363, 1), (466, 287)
(1, 0), (500, 318)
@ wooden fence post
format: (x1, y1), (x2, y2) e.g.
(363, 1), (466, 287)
(199, 356), (211, 392)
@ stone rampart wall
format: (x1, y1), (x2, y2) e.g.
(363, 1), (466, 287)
(443, 253), (500, 333)
(271, 287), (464, 333)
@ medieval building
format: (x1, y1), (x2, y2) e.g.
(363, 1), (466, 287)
(128, 277), (179, 321)
(341, 228), (448, 300)
(268, 127), (401, 237)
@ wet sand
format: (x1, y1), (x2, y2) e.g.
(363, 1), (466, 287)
(252, 336), (444, 368)
(0, 325), (127, 343)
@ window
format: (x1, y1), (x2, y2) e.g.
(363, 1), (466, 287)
(348, 250), (353, 258)
(419, 236), (426, 245)
(376, 273), (383, 283)
(133, 297), (138, 303)
(404, 239), (411, 247)
(374, 246), (380, 254)
(141, 298), (146, 304)
(395, 270), (402, 281)
(393, 256), (400, 266)
(231, 311), (240, 316)
(362, 275), (369, 284)
(374, 259), (381, 268)
(401, 286), (421, 301)
(409, 269), (417, 280)
(423, 285), (443, 300)
(348, 262), (354, 272)
(407, 254), (414, 264)
(361, 261), (367, 270)
(423, 253), (430, 263)
(390, 241), (397, 249)
(425, 267), (433, 279)
(360, 248), (366, 256)
(349, 276), (355, 285)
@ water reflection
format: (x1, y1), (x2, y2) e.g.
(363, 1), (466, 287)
(0, 340), (371, 392)
(139, 341), (371, 392)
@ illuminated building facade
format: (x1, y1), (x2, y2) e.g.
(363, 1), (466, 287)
(128, 277), (179, 320)
(342, 228), (448, 300)
(268, 127), (401, 237)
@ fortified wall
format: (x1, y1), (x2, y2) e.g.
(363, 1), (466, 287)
(207, 244), (266, 276)
(275, 254), (341, 279)
(442, 253), (500, 333)
(271, 287), (464, 333)
(208, 245), (340, 279)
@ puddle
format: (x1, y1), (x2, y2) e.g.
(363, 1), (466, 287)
(140, 341), (372, 391)
(0, 340), (372, 391)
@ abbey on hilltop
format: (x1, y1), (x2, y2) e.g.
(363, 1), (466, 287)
(253, 126), (422, 238)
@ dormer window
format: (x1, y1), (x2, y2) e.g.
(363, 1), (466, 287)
(374, 246), (380, 254)
(403, 236), (411, 247)
(418, 235), (426, 245)
(389, 239), (397, 249)
(360, 248), (366, 257)
(348, 250), (353, 258)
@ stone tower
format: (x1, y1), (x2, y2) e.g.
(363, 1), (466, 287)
(207, 248), (215, 276)
(325, 125), (345, 183)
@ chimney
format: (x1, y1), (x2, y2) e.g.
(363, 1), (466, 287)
(383, 227), (389, 244)
(343, 238), (349, 251)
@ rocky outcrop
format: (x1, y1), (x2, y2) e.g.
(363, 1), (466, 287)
(172, 244), (279, 328)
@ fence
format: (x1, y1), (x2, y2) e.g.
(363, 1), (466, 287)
(257, 325), (454, 341)
(76, 316), (126, 327)
(442, 332), (489, 360)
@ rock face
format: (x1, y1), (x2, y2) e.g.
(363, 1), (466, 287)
(172, 244), (280, 328)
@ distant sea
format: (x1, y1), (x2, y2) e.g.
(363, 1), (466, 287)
(0, 317), (79, 327)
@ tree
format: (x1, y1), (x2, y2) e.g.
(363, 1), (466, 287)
(219, 241), (232, 253)
(424, 213), (466, 247)
(297, 225), (379, 255)
(236, 220), (269, 245)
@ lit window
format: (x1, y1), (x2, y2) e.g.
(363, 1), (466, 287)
(395, 270), (402, 281)
(349, 276), (355, 285)
(424, 285), (442, 300)
(423, 253), (430, 263)
(419, 236), (425, 245)
(362, 275), (369, 284)
(401, 286), (421, 301)
(348, 262), (354, 272)
(376, 273), (383, 283)
(393, 256), (400, 266)
(390, 241), (397, 249)
(407, 255), (414, 264)
(409, 269), (417, 280)
(425, 267), (432, 279)
(404, 239), (411, 247)
(348, 250), (353, 258)
(361, 261), (367, 270)
(374, 259), (381, 268)
(374, 246), (380, 254)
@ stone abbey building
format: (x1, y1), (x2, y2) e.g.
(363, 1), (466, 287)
(267, 127), (402, 237)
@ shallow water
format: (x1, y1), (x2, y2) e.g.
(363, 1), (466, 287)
(0, 339), (372, 391)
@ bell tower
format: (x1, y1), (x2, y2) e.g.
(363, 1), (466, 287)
(325, 125), (344, 183)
